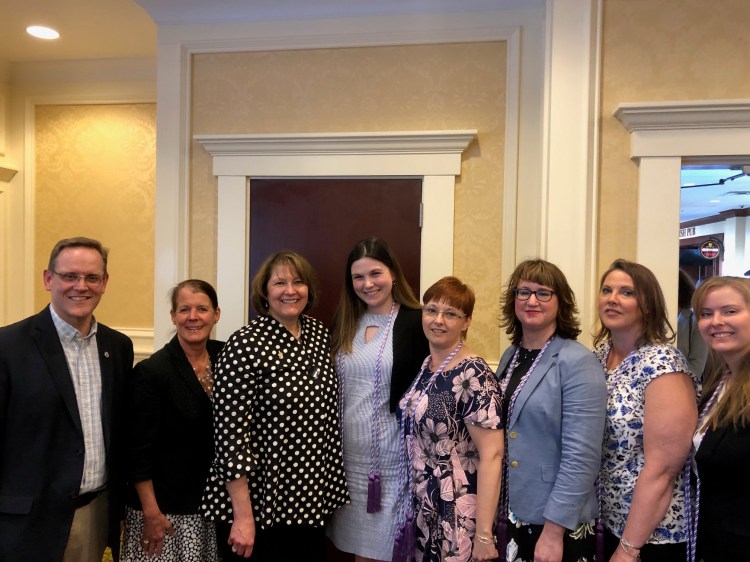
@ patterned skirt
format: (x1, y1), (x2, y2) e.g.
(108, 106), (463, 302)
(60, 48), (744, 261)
(505, 516), (596, 562)
(121, 507), (220, 562)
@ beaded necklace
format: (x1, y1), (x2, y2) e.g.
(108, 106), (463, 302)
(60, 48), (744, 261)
(392, 340), (463, 562)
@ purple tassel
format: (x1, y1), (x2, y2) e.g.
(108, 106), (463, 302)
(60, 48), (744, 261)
(391, 511), (415, 562)
(392, 525), (404, 562)
(595, 520), (604, 562)
(403, 511), (416, 559)
(495, 517), (508, 560)
(367, 471), (382, 513)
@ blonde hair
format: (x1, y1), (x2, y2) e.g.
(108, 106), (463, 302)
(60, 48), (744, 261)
(693, 276), (750, 429)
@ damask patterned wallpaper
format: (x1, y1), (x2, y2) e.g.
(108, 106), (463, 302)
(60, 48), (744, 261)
(599, 0), (750, 270)
(34, 103), (156, 328)
(190, 42), (507, 361)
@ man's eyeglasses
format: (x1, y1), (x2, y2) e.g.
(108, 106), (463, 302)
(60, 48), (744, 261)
(51, 270), (106, 286)
(422, 306), (467, 321)
(514, 288), (555, 302)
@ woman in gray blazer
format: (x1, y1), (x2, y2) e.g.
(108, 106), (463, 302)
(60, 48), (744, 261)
(496, 259), (607, 562)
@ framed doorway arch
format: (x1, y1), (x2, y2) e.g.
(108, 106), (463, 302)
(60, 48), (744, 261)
(615, 100), (750, 321)
(195, 130), (476, 339)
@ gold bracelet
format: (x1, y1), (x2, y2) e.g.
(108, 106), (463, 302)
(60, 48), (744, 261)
(619, 538), (641, 559)
(475, 534), (497, 545)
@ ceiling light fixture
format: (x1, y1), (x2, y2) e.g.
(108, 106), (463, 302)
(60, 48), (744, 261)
(26, 25), (60, 40)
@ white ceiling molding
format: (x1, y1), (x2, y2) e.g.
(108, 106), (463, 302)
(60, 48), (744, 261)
(614, 100), (750, 132)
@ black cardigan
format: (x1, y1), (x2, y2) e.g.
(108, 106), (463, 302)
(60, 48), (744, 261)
(389, 306), (430, 412)
(696, 422), (750, 560)
(125, 336), (224, 514)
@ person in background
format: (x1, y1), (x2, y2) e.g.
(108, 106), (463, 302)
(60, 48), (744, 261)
(595, 259), (698, 562)
(496, 259), (607, 562)
(202, 251), (348, 562)
(0, 237), (134, 562)
(328, 237), (429, 562)
(677, 269), (708, 380)
(395, 276), (503, 562)
(691, 276), (750, 561)
(122, 279), (222, 561)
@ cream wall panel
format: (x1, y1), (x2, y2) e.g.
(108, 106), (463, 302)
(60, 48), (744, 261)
(600, 0), (750, 272)
(190, 42), (506, 361)
(33, 103), (156, 328)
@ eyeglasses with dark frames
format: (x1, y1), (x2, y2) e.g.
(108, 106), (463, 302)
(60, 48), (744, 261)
(50, 270), (106, 286)
(513, 288), (555, 302)
(422, 305), (467, 321)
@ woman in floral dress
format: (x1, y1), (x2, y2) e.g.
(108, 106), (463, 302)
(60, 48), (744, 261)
(595, 259), (698, 562)
(396, 276), (504, 562)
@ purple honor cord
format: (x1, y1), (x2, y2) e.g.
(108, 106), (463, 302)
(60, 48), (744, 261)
(685, 372), (728, 562)
(392, 340), (464, 562)
(496, 336), (553, 556)
(366, 300), (397, 513)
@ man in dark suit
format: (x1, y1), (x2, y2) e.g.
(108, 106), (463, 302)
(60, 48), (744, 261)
(0, 237), (133, 562)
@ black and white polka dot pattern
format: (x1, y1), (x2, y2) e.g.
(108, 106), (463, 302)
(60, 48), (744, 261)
(121, 507), (219, 562)
(201, 314), (349, 528)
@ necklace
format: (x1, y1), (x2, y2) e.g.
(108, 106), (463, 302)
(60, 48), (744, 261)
(193, 357), (214, 397)
(290, 319), (302, 340)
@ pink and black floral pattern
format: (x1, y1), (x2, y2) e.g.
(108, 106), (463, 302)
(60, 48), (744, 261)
(399, 357), (503, 562)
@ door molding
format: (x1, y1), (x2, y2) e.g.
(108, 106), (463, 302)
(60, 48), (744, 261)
(614, 99), (750, 323)
(196, 130), (476, 339)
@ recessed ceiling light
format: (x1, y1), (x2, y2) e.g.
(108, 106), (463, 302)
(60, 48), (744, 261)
(26, 25), (60, 40)
(709, 199), (721, 203)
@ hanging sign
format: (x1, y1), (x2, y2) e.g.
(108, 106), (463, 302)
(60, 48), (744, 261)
(699, 240), (721, 260)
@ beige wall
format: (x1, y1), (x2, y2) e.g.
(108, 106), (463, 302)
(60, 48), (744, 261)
(599, 0), (750, 271)
(34, 103), (156, 328)
(189, 42), (507, 360)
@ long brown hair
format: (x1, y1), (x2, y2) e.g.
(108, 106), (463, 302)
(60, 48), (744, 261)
(331, 237), (421, 355)
(593, 259), (674, 348)
(499, 259), (581, 346)
(692, 276), (750, 429)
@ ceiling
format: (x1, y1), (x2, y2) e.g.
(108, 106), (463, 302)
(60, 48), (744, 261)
(0, 0), (539, 63)
(680, 165), (750, 223)
(2, 0), (745, 225)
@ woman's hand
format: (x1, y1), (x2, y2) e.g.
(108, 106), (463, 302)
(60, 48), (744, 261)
(471, 537), (499, 562)
(226, 476), (256, 558)
(228, 514), (256, 558)
(141, 510), (175, 557)
(533, 520), (565, 562)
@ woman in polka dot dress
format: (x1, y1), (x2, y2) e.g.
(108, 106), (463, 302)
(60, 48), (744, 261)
(201, 251), (348, 562)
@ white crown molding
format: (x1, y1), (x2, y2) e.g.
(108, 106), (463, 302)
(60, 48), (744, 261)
(614, 100), (750, 132)
(195, 131), (477, 157)
(161, 10), (541, 52)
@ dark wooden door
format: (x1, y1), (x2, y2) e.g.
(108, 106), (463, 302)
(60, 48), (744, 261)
(249, 178), (422, 330)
